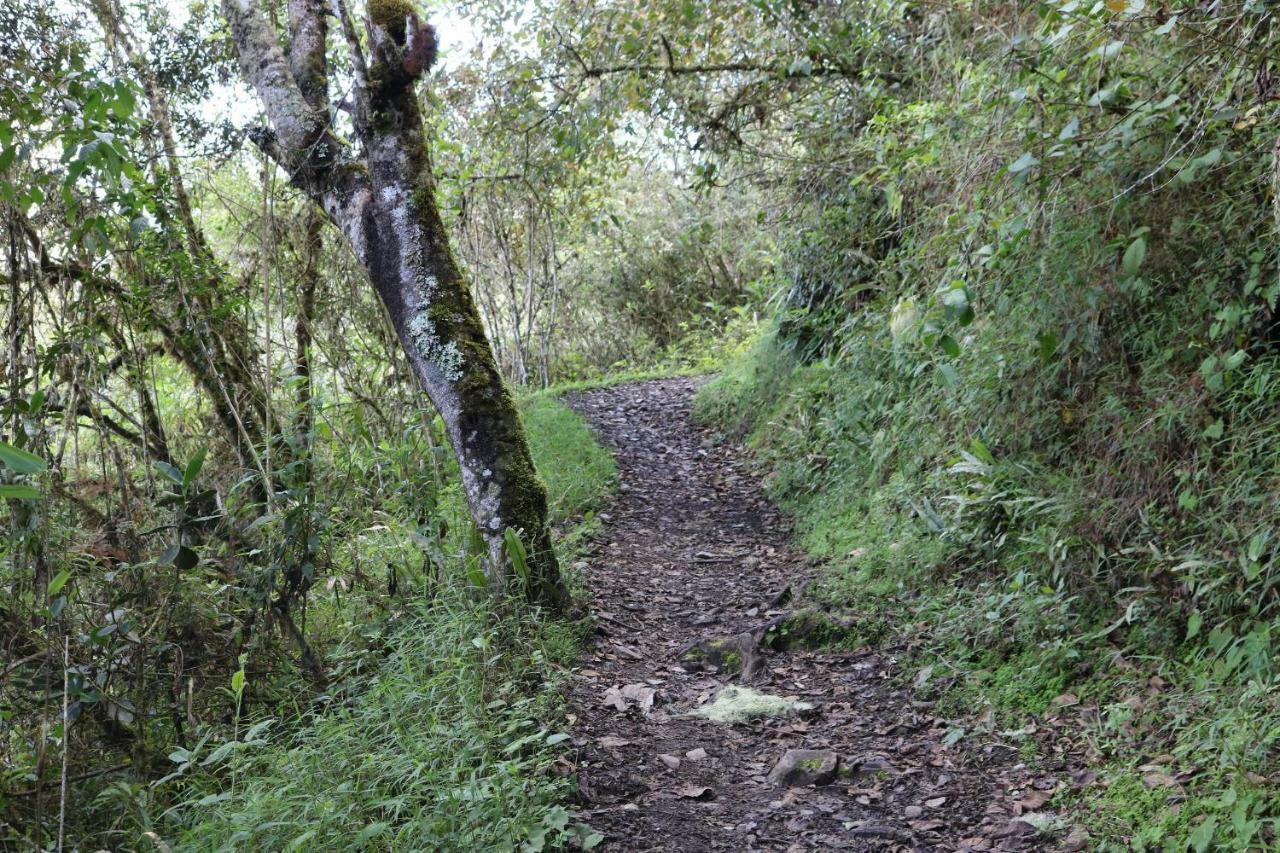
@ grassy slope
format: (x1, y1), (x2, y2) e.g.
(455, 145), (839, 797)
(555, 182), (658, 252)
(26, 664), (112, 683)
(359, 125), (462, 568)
(167, 397), (615, 851)
(695, 327), (1280, 851)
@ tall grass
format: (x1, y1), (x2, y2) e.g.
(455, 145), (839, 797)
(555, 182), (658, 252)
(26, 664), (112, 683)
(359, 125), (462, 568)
(149, 396), (614, 851)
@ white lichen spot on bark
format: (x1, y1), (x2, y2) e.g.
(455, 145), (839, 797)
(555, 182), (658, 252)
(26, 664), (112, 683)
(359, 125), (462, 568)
(380, 183), (465, 380)
(407, 313), (464, 381)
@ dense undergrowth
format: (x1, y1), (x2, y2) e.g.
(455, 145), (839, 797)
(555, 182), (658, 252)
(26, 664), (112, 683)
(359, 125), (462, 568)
(688, 1), (1280, 848)
(160, 397), (614, 851)
(700, 318), (1280, 846)
(698, 323), (1280, 848)
(2, 396), (613, 850)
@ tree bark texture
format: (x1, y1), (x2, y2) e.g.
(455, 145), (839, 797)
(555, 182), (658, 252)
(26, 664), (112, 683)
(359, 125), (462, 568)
(221, 0), (565, 608)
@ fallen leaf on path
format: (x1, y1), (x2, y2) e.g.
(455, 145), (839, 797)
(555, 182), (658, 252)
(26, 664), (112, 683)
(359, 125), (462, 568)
(676, 785), (715, 800)
(1142, 772), (1178, 789)
(1015, 791), (1051, 813)
(597, 735), (632, 749)
(602, 683), (656, 713)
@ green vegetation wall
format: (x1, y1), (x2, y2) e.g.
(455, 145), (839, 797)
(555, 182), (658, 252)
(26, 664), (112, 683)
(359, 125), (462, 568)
(696, 0), (1280, 847)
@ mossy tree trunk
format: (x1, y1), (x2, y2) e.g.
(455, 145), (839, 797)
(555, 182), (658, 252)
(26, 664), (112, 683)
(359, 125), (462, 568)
(222, 0), (566, 609)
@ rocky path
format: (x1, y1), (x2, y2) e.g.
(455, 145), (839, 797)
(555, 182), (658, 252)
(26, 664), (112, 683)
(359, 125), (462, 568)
(564, 378), (1073, 852)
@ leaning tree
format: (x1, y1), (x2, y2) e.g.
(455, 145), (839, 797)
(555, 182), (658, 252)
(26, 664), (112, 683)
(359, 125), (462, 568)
(221, 0), (565, 608)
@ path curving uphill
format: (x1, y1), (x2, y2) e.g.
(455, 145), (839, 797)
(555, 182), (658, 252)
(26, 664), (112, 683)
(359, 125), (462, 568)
(564, 378), (1070, 852)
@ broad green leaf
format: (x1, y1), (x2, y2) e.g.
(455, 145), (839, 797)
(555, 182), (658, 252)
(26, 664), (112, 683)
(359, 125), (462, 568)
(1121, 237), (1146, 277)
(356, 823), (390, 844)
(1007, 152), (1038, 175)
(154, 461), (184, 485)
(1188, 815), (1217, 852)
(48, 568), (73, 596)
(183, 448), (207, 489)
(0, 484), (40, 499)
(0, 440), (46, 475)
(939, 334), (960, 357)
(1037, 331), (1058, 362)
(1186, 611), (1202, 640)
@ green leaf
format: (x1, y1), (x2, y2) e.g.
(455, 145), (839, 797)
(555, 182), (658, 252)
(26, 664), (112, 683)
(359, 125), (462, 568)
(48, 569), (73, 596)
(0, 484), (40, 499)
(355, 823), (390, 844)
(1036, 331), (1058, 363)
(1186, 611), (1203, 640)
(1121, 237), (1146, 277)
(1007, 152), (1038, 175)
(1188, 815), (1217, 852)
(970, 438), (995, 464)
(154, 461), (184, 486)
(1202, 420), (1224, 440)
(504, 528), (530, 581)
(1248, 531), (1268, 562)
(0, 440), (46, 475)
(466, 557), (489, 590)
(939, 334), (960, 357)
(937, 364), (959, 387)
(230, 668), (246, 696)
(183, 448), (207, 489)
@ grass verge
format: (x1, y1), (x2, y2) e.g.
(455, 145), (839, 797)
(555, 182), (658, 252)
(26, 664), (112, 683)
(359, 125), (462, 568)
(150, 396), (615, 851)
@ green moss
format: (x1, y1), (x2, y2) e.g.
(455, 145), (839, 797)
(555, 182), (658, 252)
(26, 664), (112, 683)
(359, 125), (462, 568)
(367, 0), (417, 42)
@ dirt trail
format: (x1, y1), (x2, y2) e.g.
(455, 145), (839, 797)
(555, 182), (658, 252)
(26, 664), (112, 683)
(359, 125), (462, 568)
(564, 378), (1071, 852)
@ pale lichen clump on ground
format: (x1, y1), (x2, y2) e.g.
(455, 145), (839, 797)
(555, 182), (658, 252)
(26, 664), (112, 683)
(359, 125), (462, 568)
(687, 686), (812, 724)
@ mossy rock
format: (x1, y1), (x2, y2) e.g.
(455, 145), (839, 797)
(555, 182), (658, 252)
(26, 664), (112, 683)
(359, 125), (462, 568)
(678, 631), (760, 679)
(759, 608), (857, 651)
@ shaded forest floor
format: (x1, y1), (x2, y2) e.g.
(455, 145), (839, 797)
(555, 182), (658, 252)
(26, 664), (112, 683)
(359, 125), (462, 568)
(563, 378), (1089, 852)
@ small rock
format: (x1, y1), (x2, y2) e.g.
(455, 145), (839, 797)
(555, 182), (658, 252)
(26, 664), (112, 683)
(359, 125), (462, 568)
(848, 755), (897, 779)
(658, 754), (681, 770)
(1062, 827), (1090, 851)
(904, 805), (923, 819)
(686, 747), (708, 761)
(767, 749), (839, 787)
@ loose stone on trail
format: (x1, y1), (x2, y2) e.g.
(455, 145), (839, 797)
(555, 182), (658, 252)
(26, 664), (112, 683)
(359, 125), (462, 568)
(766, 749), (839, 787)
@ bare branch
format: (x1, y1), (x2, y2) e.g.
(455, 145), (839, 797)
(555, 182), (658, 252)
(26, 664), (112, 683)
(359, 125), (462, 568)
(221, 0), (325, 163)
(329, 0), (372, 132)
